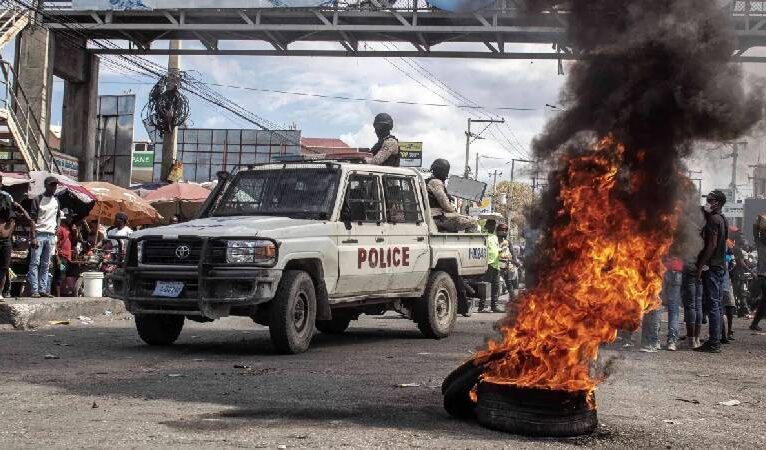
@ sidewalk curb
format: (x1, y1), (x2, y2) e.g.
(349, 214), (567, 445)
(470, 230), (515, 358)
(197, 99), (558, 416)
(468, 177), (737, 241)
(0, 297), (127, 330)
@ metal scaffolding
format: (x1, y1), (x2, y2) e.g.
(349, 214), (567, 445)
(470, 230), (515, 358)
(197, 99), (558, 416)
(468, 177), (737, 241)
(35, 1), (766, 61)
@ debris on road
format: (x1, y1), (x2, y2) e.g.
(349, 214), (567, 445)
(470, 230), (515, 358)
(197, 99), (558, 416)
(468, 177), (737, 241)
(78, 316), (94, 325)
(718, 400), (741, 407)
(675, 398), (700, 404)
(48, 320), (70, 326)
(92, 402), (99, 409)
(233, 364), (251, 369)
(663, 420), (677, 425)
(398, 383), (420, 388)
(43, 354), (60, 360)
(167, 373), (184, 378)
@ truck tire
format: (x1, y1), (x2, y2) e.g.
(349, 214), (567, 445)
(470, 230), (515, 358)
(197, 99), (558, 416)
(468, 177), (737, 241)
(316, 315), (352, 334)
(269, 270), (317, 354)
(415, 271), (458, 339)
(135, 314), (184, 346)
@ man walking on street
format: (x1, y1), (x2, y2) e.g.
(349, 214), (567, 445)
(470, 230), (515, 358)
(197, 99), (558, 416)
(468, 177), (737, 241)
(497, 223), (520, 304)
(695, 190), (728, 353)
(27, 177), (60, 298)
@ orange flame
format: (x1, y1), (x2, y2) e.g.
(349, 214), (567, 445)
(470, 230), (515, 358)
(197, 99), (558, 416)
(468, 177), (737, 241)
(475, 135), (676, 398)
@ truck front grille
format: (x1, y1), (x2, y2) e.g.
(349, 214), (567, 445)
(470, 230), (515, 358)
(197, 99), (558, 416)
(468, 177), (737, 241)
(142, 240), (203, 265)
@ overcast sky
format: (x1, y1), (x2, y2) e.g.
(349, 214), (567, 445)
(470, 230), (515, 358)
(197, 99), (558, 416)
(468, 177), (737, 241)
(10, 38), (764, 196)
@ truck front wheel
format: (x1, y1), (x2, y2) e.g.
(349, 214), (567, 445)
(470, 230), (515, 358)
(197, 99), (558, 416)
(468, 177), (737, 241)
(135, 314), (185, 346)
(269, 270), (317, 354)
(415, 271), (458, 339)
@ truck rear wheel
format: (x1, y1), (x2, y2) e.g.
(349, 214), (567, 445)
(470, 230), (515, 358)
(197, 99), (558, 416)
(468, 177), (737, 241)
(316, 314), (352, 334)
(269, 270), (317, 354)
(135, 314), (185, 346)
(416, 271), (457, 339)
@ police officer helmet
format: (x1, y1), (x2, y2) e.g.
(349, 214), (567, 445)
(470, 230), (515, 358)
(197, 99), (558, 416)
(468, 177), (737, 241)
(373, 113), (394, 129)
(430, 158), (451, 181)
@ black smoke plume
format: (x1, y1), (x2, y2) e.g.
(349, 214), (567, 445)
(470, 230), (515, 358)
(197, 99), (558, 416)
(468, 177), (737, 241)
(524, 0), (763, 271)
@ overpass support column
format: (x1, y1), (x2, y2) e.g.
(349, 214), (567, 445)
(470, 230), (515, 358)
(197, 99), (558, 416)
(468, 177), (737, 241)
(61, 52), (99, 181)
(14, 27), (55, 165)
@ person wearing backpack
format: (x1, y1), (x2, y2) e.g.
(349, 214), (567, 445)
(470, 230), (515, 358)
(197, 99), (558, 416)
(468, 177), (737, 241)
(27, 177), (60, 298)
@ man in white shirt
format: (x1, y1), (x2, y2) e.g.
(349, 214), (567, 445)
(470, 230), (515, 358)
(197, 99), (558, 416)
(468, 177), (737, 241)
(28, 177), (60, 298)
(106, 212), (133, 256)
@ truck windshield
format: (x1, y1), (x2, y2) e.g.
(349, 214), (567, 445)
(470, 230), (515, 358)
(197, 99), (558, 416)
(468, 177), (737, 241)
(210, 167), (340, 220)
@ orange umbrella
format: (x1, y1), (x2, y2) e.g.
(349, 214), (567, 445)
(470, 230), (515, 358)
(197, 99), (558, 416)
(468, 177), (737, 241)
(83, 181), (162, 226)
(144, 182), (210, 202)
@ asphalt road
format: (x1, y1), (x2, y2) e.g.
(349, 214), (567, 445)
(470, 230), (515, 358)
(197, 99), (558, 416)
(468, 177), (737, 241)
(1, 309), (765, 448)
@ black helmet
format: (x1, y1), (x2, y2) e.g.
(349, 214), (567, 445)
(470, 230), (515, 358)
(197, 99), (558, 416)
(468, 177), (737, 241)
(430, 158), (451, 181)
(373, 113), (394, 128)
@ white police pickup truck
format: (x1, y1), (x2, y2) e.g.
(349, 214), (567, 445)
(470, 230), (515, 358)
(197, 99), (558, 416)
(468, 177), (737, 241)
(108, 162), (488, 354)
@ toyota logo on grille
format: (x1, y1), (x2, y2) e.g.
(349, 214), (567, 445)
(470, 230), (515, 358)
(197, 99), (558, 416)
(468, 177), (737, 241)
(175, 245), (191, 259)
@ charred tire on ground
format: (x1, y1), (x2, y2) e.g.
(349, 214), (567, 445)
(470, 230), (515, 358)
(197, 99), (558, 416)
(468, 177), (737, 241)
(415, 271), (458, 339)
(135, 314), (185, 346)
(315, 315), (352, 334)
(475, 381), (598, 437)
(442, 359), (484, 419)
(269, 270), (317, 354)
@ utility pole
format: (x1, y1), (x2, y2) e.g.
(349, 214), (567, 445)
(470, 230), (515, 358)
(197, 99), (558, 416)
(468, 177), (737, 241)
(161, 39), (182, 181)
(687, 169), (702, 192)
(489, 170), (502, 195)
(475, 154), (504, 181)
(508, 158), (535, 183)
(464, 118), (505, 178)
(720, 142), (745, 203)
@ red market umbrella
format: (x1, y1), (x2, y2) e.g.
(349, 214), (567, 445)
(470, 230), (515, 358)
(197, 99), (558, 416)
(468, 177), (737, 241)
(144, 182), (210, 202)
(144, 182), (211, 223)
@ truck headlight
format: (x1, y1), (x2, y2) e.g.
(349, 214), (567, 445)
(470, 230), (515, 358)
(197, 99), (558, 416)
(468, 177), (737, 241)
(137, 241), (144, 263)
(226, 240), (277, 264)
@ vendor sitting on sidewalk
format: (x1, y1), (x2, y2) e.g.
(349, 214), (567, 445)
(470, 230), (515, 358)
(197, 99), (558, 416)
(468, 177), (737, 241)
(106, 212), (133, 257)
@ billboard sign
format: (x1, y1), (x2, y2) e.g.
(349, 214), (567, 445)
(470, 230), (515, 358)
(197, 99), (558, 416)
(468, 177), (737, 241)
(72, 0), (334, 10)
(399, 141), (423, 168)
(132, 151), (154, 169)
(51, 150), (80, 180)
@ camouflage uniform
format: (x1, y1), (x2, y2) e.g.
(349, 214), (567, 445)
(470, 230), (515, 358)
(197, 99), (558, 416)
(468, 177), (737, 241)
(427, 179), (477, 232)
(368, 136), (400, 166)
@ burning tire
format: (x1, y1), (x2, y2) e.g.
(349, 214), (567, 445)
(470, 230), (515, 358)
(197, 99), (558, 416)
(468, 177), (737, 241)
(315, 314), (352, 334)
(475, 381), (597, 437)
(415, 271), (457, 339)
(135, 314), (185, 346)
(442, 359), (483, 419)
(269, 270), (317, 354)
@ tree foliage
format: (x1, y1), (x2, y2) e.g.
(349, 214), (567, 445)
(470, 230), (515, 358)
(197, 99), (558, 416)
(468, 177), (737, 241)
(491, 181), (536, 231)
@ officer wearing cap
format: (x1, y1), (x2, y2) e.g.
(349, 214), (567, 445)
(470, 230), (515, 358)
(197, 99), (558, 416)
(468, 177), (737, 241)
(368, 113), (401, 167)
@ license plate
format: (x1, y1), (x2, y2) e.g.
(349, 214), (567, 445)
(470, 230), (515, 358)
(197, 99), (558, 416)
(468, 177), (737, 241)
(153, 281), (185, 298)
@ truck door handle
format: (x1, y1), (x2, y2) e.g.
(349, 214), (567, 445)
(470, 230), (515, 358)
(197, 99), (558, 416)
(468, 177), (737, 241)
(342, 239), (358, 244)
(417, 237), (425, 242)
(376, 237), (385, 243)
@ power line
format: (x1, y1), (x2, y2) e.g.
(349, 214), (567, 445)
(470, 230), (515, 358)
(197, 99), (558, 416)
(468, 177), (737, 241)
(82, 79), (537, 111)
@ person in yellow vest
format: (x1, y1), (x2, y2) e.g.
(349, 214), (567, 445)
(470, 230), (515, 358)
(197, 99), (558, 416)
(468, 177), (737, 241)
(481, 219), (502, 313)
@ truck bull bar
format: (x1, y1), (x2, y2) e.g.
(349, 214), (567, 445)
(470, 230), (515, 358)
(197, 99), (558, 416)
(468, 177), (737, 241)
(107, 235), (281, 318)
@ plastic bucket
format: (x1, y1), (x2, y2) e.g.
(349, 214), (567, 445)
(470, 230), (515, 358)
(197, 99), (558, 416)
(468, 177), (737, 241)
(81, 272), (104, 298)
